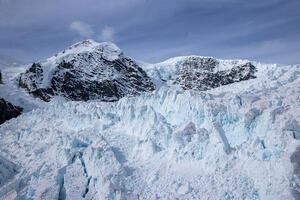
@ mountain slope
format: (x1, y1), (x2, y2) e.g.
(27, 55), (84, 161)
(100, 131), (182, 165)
(143, 56), (257, 90)
(18, 40), (155, 102)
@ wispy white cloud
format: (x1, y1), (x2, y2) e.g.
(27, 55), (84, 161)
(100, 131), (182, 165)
(69, 21), (116, 42)
(98, 26), (115, 41)
(70, 21), (94, 38)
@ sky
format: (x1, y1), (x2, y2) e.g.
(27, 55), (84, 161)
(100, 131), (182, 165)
(0, 0), (300, 65)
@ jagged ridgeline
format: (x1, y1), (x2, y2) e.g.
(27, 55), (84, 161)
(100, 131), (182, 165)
(18, 40), (155, 102)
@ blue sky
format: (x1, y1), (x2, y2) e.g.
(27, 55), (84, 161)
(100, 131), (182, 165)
(0, 0), (300, 64)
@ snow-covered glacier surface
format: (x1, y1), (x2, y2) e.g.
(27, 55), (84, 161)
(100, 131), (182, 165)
(0, 62), (299, 199)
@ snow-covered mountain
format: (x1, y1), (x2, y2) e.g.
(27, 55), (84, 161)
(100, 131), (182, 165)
(142, 56), (257, 90)
(0, 40), (299, 199)
(18, 40), (155, 102)
(17, 41), (259, 103)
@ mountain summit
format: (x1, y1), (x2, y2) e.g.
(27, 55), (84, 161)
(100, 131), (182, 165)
(18, 40), (155, 102)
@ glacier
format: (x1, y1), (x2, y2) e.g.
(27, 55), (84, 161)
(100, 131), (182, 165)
(0, 39), (300, 199)
(0, 57), (299, 199)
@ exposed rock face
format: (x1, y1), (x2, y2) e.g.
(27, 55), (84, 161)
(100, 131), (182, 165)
(0, 98), (23, 125)
(18, 40), (155, 102)
(173, 57), (257, 91)
(0, 70), (2, 84)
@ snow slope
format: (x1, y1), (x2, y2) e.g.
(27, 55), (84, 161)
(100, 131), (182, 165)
(0, 58), (299, 199)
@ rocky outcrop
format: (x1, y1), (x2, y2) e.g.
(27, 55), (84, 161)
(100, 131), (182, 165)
(173, 57), (257, 91)
(0, 71), (2, 84)
(0, 98), (23, 125)
(18, 40), (155, 102)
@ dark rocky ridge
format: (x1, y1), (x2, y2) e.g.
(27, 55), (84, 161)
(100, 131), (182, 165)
(0, 70), (2, 84)
(18, 41), (155, 102)
(0, 98), (23, 125)
(173, 57), (257, 91)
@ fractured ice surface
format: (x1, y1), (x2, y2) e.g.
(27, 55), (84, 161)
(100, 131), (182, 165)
(0, 61), (299, 199)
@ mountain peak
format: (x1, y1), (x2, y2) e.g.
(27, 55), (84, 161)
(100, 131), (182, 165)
(68, 39), (119, 51)
(51, 40), (122, 63)
(68, 39), (99, 49)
